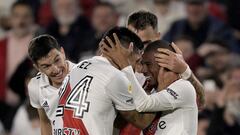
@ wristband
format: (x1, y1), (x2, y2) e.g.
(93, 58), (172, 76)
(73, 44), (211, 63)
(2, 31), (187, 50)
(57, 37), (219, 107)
(180, 65), (192, 80)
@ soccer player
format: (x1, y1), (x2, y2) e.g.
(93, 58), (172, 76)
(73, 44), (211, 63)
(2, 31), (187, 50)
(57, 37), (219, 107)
(53, 27), (159, 135)
(27, 35), (75, 135)
(111, 10), (204, 135)
(101, 39), (198, 135)
(127, 10), (204, 108)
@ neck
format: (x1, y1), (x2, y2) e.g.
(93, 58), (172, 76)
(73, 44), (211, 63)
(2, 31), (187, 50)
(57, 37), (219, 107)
(102, 54), (120, 69)
(52, 82), (62, 88)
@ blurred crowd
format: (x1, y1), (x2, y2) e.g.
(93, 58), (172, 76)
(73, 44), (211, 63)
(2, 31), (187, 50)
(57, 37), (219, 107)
(0, 0), (240, 135)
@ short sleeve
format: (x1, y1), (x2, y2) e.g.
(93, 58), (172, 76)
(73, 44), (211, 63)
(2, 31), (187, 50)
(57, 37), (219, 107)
(28, 78), (41, 108)
(106, 73), (135, 111)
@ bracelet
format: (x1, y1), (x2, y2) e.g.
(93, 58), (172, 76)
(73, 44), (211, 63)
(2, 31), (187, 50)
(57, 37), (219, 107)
(180, 65), (192, 80)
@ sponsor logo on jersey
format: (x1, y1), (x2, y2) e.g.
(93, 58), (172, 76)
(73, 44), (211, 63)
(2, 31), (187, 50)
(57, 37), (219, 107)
(128, 84), (132, 93)
(126, 97), (134, 104)
(166, 88), (178, 99)
(158, 121), (166, 129)
(54, 128), (80, 135)
(42, 100), (50, 111)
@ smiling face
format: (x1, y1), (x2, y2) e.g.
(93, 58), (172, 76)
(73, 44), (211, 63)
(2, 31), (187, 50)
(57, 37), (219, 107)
(141, 50), (160, 88)
(34, 48), (68, 87)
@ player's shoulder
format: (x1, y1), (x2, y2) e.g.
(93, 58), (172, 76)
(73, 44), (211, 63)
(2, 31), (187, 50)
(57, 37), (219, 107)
(29, 72), (41, 85)
(67, 60), (76, 71)
(169, 79), (194, 90)
(28, 72), (44, 100)
(28, 72), (46, 90)
(168, 79), (196, 103)
(81, 56), (123, 74)
(168, 79), (195, 96)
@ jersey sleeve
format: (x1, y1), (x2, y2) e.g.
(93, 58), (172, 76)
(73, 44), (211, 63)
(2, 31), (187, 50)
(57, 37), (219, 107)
(106, 72), (136, 111)
(28, 78), (41, 109)
(121, 66), (196, 112)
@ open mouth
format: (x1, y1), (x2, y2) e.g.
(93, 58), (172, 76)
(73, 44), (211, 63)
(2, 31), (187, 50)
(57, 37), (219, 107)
(54, 70), (63, 78)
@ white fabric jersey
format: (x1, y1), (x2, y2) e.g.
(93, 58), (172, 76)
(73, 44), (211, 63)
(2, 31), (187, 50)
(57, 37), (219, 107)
(28, 61), (75, 121)
(53, 56), (135, 135)
(122, 66), (198, 135)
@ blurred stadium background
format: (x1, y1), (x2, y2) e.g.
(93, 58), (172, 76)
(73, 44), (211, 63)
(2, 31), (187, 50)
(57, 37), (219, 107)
(0, 0), (240, 135)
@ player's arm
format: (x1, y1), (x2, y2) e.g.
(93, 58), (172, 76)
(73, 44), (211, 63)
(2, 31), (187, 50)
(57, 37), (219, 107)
(106, 73), (155, 129)
(38, 108), (52, 135)
(100, 34), (205, 109)
(122, 66), (196, 112)
(155, 43), (205, 109)
(118, 110), (155, 129)
(28, 78), (52, 135)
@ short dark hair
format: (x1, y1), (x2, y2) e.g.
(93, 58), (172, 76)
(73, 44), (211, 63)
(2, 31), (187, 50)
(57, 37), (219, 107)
(103, 26), (144, 52)
(145, 40), (175, 53)
(28, 34), (61, 63)
(11, 0), (33, 13)
(127, 10), (158, 31)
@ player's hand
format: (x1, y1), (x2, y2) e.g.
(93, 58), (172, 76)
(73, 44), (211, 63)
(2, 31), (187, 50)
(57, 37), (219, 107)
(99, 33), (133, 69)
(154, 42), (188, 74)
(157, 67), (179, 90)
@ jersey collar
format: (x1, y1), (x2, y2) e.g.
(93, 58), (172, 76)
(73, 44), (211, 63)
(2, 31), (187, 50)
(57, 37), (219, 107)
(92, 56), (111, 65)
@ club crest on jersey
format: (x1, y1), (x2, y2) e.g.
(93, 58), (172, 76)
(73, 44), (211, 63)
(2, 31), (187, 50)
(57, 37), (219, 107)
(128, 84), (132, 93)
(42, 100), (50, 111)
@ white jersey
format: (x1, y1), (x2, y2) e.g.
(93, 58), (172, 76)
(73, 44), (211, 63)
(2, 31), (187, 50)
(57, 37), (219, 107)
(122, 66), (198, 135)
(28, 61), (75, 121)
(53, 56), (135, 135)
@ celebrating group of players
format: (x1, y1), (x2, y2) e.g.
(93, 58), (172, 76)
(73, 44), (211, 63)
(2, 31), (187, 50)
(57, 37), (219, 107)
(27, 10), (205, 135)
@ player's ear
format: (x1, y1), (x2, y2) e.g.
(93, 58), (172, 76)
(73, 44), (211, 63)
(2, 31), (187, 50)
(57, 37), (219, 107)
(33, 63), (40, 71)
(155, 32), (161, 40)
(60, 47), (66, 60)
(129, 42), (134, 53)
